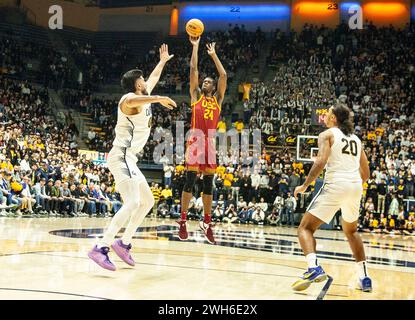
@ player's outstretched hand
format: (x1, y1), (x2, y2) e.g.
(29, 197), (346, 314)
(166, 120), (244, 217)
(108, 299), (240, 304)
(159, 44), (174, 63)
(294, 185), (307, 199)
(159, 96), (177, 110)
(189, 36), (200, 46)
(206, 42), (216, 56)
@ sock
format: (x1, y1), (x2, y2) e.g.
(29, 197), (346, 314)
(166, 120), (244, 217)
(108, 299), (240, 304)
(204, 214), (211, 224)
(357, 261), (369, 279)
(306, 253), (319, 268)
(181, 211), (187, 221)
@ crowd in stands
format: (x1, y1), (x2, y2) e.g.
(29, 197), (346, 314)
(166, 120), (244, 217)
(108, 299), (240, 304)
(60, 89), (235, 153)
(1, 21), (414, 235)
(151, 22), (415, 234)
(58, 25), (261, 152)
(0, 76), (123, 217)
(0, 33), (73, 88)
(68, 39), (132, 89)
(141, 25), (265, 94)
(153, 151), (311, 227)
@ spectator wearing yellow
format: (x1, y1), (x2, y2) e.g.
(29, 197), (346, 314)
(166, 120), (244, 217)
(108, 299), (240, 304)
(362, 180), (368, 198)
(217, 118), (227, 134)
(1, 159), (13, 172)
(151, 183), (161, 216)
(242, 82), (251, 101)
(234, 119), (244, 133)
(403, 216), (414, 235)
(36, 139), (45, 149)
(175, 163), (185, 174)
(369, 214), (379, 233)
(379, 213), (387, 233)
(223, 169), (234, 193)
(387, 214), (395, 233)
(375, 127), (384, 138)
(367, 131), (377, 141)
(161, 185), (173, 206)
(151, 183), (161, 202)
(309, 180), (316, 194)
(292, 161), (304, 174)
(216, 165), (226, 177)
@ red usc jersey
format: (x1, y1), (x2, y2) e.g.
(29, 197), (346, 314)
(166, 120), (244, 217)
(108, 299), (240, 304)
(191, 95), (221, 134)
(186, 95), (221, 174)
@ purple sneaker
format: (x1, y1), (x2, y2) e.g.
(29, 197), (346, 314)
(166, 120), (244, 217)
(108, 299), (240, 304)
(111, 239), (135, 266)
(87, 245), (116, 271)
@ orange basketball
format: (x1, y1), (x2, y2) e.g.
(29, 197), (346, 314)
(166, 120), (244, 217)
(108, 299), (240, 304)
(186, 18), (204, 38)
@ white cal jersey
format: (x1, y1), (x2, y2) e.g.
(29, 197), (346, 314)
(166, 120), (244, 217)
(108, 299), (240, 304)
(112, 93), (152, 153)
(325, 127), (362, 184)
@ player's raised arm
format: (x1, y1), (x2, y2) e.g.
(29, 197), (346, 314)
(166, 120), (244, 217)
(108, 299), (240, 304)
(294, 130), (333, 198)
(146, 44), (174, 95)
(189, 36), (201, 102)
(206, 42), (227, 105)
(122, 94), (177, 111)
(359, 148), (370, 182)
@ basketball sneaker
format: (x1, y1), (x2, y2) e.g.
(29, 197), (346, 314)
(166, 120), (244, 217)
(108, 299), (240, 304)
(199, 221), (216, 244)
(111, 239), (135, 266)
(292, 266), (328, 291)
(87, 245), (116, 271)
(176, 219), (188, 241)
(357, 276), (373, 292)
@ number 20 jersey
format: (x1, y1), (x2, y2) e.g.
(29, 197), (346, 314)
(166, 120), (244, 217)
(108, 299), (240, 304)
(325, 127), (362, 184)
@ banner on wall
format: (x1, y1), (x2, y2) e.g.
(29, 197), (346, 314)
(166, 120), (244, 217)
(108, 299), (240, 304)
(78, 149), (108, 164)
(285, 135), (297, 146)
(311, 106), (329, 125)
(264, 134), (279, 146)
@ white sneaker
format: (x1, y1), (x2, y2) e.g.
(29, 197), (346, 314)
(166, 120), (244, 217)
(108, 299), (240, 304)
(0, 210), (7, 217)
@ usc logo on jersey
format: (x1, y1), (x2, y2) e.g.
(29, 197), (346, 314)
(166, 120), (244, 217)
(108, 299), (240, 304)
(202, 98), (218, 120)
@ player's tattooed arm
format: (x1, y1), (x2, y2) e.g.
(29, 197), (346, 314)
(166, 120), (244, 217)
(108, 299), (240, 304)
(146, 44), (174, 94)
(206, 42), (227, 105)
(294, 130), (333, 198)
(189, 36), (201, 103)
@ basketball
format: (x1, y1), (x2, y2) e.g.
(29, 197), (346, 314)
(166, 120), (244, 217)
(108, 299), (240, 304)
(186, 18), (204, 37)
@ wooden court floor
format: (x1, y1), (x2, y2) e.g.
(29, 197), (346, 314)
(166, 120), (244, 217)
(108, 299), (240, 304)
(0, 217), (413, 300)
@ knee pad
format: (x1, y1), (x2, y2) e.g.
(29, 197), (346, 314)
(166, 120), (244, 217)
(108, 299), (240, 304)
(183, 171), (197, 193)
(203, 175), (214, 195)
